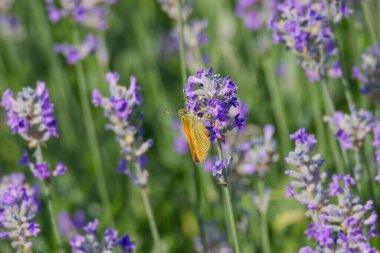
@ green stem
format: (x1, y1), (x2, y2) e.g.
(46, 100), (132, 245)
(262, 58), (290, 156)
(361, 1), (378, 44)
(217, 141), (241, 253)
(35, 146), (64, 253)
(140, 189), (162, 252)
(358, 148), (377, 203)
(258, 180), (270, 253)
(135, 160), (162, 252)
(178, 0), (187, 86)
(73, 27), (113, 226)
(192, 162), (208, 253)
(320, 79), (349, 171)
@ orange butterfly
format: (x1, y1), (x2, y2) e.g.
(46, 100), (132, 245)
(178, 109), (210, 163)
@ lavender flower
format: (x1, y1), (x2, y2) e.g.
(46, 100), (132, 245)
(269, 0), (348, 81)
(70, 219), (135, 253)
(1, 81), (58, 148)
(372, 125), (380, 162)
(233, 124), (279, 177)
(58, 210), (86, 237)
(45, 0), (116, 31)
(183, 68), (244, 142)
(236, 0), (278, 31)
(0, 173), (40, 251)
(55, 34), (98, 65)
(159, 0), (194, 21)
(285, 128), (327, 215)
(194, 222), (232, 253)
(324, 109), (375, 150)
(285, 129), (378, 252)
(353, 45), (380, 104)
(92, 72), (152, 186)
(0, 0), (24, 40)
(18, 150), (67, 181)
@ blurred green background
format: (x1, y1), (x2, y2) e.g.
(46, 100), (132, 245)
(0, 0), (379, 252)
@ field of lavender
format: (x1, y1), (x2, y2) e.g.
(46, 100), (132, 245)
(0, 0), (380, 252)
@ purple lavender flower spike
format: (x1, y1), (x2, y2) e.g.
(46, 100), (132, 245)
(55, 34), (98, 65)
(286, 128), (378, 252)
(0, 1), (25, 41)
(270, 0), (351, 81)
(0, 173), (40, 251)
(353, 45), (380, 104)
(159, 0), (194, 21)
(70, 219), (135, 252)
(92, 72), (152, 186)
(45, 0), (116, 31)
(236, 0), (278, 31)
(183, 68), (244, 142)
(1, 81), (58, 147)
(53, 162), (67, 177)
(194, 221), (232, 253)
(324, 108), (375, 150)
(120, 234), (136, 253)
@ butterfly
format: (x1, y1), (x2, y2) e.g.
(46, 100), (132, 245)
(178, 109), (210, 163)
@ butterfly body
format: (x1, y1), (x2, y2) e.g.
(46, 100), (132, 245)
(178, 109), (210, 163)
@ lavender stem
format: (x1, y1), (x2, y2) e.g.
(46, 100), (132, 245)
(72, 27), (113, 226)
(217, 141), (241, 253)
(35, 146), (64, 253)
(258, 180), (270, 253)
(134, 161), (162, 252)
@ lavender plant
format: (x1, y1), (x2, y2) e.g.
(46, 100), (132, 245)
(353, 45), (380, 105)
(183, 67), (244, 253)
(70, 219), (135, 253)
(92, 72), (161, 251)
(194, 222), (232, 253)
(285, 129), (378, 252)
(269, 0), (349, 81)
(45, 0), (116, 65)
(159, 0), (208, 73)
(0, 173), (40, 253)
(0, 0), (24, 41)
(236, 0), (278, 31)
(1, 82), (66, 252)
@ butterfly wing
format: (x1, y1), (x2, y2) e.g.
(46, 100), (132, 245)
(179, 110), (210, 163)
(190, 120), (210, 163)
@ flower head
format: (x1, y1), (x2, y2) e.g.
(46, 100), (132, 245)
(1, 81), (58, 147)
(93, 72), (152, 186)
(285, 128), (377, 251)
(324, 109), (375, 150)
(55, 33), (98, 64)
(183, 68), (244, 142)
(70, 219), (135, 253)
(194, 221), (232, 253)
(159, 0), (194, 21)
(353, 45), (380, 104)
(0, 173), (40, 251)
(45, 0), (116, 31)
(269, 0), (349, 81)
(236, 0), (278, 31)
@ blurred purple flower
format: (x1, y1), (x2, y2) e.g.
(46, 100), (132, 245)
(70, 219), (135, 252)
(45, 0), (116, 31)
(269, 0), (350, 81)
(55, 34), (98, 64)
(353, 45), (380, 104)
(324, 109), (375, 150)
(236, 0), (278, 31)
